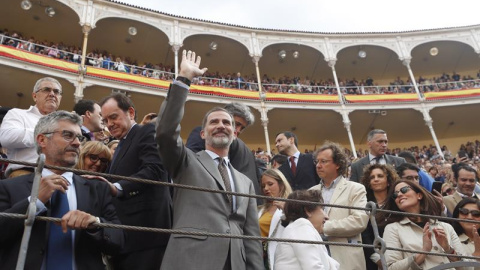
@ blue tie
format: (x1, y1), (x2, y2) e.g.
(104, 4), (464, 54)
(46, 190), (73, 270)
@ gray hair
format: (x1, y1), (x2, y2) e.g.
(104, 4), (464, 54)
(33, 77), (62, 93)
(224, 103), (255, 127)
(34, 110), (82, 154)
(367, 129), (386, 141)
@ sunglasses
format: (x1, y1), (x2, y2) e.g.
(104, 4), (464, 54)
(392, 186), (412, 199)
(87, 154), (109, 165)
(458, 208), (480, 217)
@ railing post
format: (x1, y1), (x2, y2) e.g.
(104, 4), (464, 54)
(366, 201), (387, 270)
(15, 154), (45, 270)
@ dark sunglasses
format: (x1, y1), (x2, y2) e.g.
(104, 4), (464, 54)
(458, 208), (480, 217)
(392, 186), (412, 199)
(87, 154), (109, 165)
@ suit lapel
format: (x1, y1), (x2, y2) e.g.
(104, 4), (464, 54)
(327, 177), (347, 214)
(109, 125), (138, 173)
(196, 151), (226, 191)
(295, 154), (305, 176)
(73, 175), (90, 244)
(229, 165), (244, 210)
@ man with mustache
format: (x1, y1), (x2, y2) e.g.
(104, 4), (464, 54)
(0, 110), (124, 269)
(156, 50), (263, 270)
(0, 77), (63, 178)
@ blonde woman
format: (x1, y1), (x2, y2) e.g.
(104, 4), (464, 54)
(76, 141), (111, 173)
(258, 168), (293, 270)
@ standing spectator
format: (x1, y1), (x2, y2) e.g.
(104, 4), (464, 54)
(309, 142), (368, 270)
(0, 77), (62, 178)
(73, 99), (103, 141)
(350, 129), (405, 182)
(156, 50), (263, 270)
(100, 93), (172, 270)
(275, 131), (320, 190)
(114, 57), (126, 72)
(274, 190), (339, 270)
(258, 168), (292, 269)
(398, 151), (434, 192)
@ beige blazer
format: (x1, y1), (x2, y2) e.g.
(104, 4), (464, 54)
(310, 176), (369, 270)
(444, 192), (480, 214)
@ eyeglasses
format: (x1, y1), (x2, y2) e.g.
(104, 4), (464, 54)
(43, 130), (86, 143)
(36, 87), (62, 96)
(313, 159), (332, 165)
(87, 154), (109, 165)
(402, 175), (419, 181)
(392, 186), (412, 199)
(459, 208), (480, 217)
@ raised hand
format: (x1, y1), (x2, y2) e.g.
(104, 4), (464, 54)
(178, 50), (208, 81)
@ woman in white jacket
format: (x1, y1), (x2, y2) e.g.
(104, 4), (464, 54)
(274, 190), (340, 270)
(258, 169), (293, 270)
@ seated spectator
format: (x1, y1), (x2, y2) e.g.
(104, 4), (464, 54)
(113, 57), (126, 72)
(75, 141), (111, 173)
(258, 168), (292, 269)
(274, 190), (339, 270)
(360, 164), (398, 269)
(380, 180), (465, 269)
(452, 197), (480, 256)
(442, 182), (455, 197)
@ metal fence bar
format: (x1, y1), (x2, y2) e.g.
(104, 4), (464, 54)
(15, 154), (44, 270)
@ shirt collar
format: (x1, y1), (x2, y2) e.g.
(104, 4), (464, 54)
(320, 175), (341, 190)
(122, 123), (136, 140)
(369, 153), (384, 162)
(291, 151), (300, 160)
(205, 150), (230, 165)
(42, 168), (74, 185)
(81, 125), (91, 133)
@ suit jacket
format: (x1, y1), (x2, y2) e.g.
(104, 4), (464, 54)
(107, 123), (172, 253)
(186, 126), (263, 204)
(444, 192), (480, 214)
(350, 155), (405, 182)
(278, 153), (320, 190)
(310, 177), (369, 270)
(0, 173), (124, 270)
(156, 83), (263, 270)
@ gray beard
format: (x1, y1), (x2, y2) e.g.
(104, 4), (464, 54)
(209, 136), (232, 149)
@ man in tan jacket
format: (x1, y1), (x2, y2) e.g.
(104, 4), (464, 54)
(444, 165), (480, 214)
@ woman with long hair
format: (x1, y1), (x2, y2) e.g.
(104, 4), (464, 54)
(258, 168), (292, 270)
(452, 197), (480, 256)
(360, 164), (398, 269)
(379, 180), (466, 269)
(274, 190), (339, 270)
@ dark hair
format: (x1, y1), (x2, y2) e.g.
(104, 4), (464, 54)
(313, 141), (348, 176)
(276, 131), (298, 147)
(73, 99), (96, 116)
(453, 164), (478, 181)
(201, 107), (235, 130)
(396, 163), (420, 178)
(282, 190), (323, 227)
(398, 151), (417, 164)
(377, 180), (442, 226)
(452, 197), (480, 235)
(99, 93), (135, 113)
(271, 154), (288, 166)
(361, 164), (398, 202)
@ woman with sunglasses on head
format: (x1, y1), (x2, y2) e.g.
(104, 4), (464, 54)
(258, 168), (293, 270)
(452, 197), (480, 257)
(378, 180), (467, 269)
(360, 164), (398, 269)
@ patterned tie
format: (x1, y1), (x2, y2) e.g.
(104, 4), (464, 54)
(217, 157), (233, 210)
(290, 156), (297, 175)
(374, 156), (382, 164)
(46, 188), (73, 270)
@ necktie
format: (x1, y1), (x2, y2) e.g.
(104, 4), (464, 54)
(89, 132), (95, 141)
(46, 189), (73, 270)
(109, 139), (124, 173)
(374, 156), (382, 164)
(217, 157), (233, 210)
(290, 156), (296, 175)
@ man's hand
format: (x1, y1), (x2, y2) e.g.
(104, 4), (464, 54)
(60, 210), (97, 233)
(38, 175), (70, 204)
(178, 50), (208, 81)
(140, 113), (158, 125)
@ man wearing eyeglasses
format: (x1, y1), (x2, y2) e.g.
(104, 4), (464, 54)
(0, 110), (124, 269)
(0, 77), (63, 178)
(444, 165), (480, 214)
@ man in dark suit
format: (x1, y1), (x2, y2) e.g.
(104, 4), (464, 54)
(73, 99), (103, 141)
(0, 110), (124, 269)
(350, 129), (405, 182)
(157, 50), (263, 270)
(186, 102), (262, 203)
(275, 131), (320, 190)
(100, 94), (172, 270)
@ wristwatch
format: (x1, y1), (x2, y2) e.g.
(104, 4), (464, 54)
(176, 76), (191, 86)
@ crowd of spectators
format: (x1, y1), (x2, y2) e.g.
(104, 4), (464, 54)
(2, 28), (480, 97)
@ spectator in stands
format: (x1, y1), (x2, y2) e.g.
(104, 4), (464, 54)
(73, 99), (103, 141)
(0, 77), (62, 178)
(75, 141), (111, 173)
(350, 129), (405, 182)
(381, 180), (464, 269)
(444, 165), (480, 214)
(309, 142), (368, 269)
(360, 164), (398, 270)
(114, 57), (126, 72)
(274, 189), (339, 270)
(271, 154), (288, 169)
(275, 131), (320, 190)
(258, 168), (292, 269)
(452, 198), (480, 256)
(396, 163), (421, 183)
(442, 182), (455, 196)
(0, 110), (124, 269)
(398, 151), (434, 192)
(107, 140), (119, 156)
